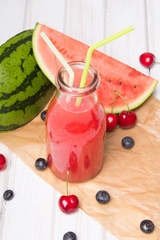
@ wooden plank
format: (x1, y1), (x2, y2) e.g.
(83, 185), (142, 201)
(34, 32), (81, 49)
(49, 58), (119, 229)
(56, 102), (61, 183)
(104, 0), (149, 75)
(146, 0), (160, 100)
(0, 0), (26, 45)
(24, 0), (66, 32)
(66, 0), (105, 52)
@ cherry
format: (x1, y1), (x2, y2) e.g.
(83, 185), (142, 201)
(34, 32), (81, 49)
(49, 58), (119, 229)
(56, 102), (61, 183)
(106, 113), (118, 131)
(113, 91), (137, 129)
(139, 52), (155, 68)
(58, 170), (79, 214)
(59, 195), (79, 214)
(119, 110), (137, 129)
(106, 91), (119, 131)
(0, 154), (7, 170)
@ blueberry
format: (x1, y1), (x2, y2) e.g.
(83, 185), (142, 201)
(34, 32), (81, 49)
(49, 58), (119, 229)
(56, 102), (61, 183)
(63, 231), (77, 240)
(121, 136), (134, 149)
(3, 190), (14, 200)
(40, 110), (47, 121)
(140, 220), (154, 233)
(35, 158), (47, 170)
(96, 190), (110, 204)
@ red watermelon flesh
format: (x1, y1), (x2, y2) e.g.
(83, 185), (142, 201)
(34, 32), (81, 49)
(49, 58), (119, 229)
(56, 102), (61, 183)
(32, 23), (158, 113)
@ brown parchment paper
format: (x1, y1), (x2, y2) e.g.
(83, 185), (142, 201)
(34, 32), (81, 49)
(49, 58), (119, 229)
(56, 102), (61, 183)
(0, 96), (160, 240)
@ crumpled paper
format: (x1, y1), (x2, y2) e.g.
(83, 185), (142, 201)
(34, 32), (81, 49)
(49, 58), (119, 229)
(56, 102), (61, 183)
(0, 96), (160, 240)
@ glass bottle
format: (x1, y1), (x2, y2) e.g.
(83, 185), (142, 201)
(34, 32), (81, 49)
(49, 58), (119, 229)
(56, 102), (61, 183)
(46, 61), (106, 182)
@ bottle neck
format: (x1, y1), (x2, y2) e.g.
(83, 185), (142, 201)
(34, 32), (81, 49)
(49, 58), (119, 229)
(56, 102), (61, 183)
(56, 61), (100, 97)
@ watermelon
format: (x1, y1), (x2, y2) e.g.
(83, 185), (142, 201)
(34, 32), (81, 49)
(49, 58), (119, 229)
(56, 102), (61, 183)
(32, 23), (158, 113)
(0, 30), (55, 132)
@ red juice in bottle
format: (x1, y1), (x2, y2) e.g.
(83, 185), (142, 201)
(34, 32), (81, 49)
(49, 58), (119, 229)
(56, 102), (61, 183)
(46, 61), (106, 182)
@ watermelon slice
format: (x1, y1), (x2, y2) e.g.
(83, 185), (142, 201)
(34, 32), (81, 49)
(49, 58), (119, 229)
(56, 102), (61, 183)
(32, 23), (158, 113)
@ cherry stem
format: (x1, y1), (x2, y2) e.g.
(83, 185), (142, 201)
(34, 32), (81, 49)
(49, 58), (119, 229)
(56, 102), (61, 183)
(115, 91), (130, 114)
(66, 170), (69, 196)
(111, 91), (118, 113)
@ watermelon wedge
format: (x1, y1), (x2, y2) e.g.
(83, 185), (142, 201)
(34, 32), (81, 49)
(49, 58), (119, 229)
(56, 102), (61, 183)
(32, 23), (158, 113)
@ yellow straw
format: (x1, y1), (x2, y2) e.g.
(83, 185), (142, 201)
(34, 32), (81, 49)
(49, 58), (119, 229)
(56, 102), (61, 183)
(80, 26), (134, 88)
(76, 26), (134, 106)
(40, 32), (74, 86)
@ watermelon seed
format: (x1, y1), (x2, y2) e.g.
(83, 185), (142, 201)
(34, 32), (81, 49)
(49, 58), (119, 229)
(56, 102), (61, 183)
(119, 82), (122, 85)
(109, 79), (111, 82)
(134, 85), (136, 88)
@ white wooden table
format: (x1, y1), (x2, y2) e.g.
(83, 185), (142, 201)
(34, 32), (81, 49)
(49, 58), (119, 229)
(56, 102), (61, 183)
(0, 1), (160, 239)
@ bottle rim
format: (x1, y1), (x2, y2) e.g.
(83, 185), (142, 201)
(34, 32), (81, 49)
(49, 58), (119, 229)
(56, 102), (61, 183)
(56, 61), (100, 97)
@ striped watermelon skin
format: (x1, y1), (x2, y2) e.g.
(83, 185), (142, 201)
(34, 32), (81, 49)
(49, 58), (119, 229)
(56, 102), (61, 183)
(0, 30), (55, 132)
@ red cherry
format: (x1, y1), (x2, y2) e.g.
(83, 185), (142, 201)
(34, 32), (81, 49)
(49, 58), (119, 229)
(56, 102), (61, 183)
(58, 170), (79, 214)
(139, 52), (155, 68)
(0, 154), (7, 170)
(106, 113), (118, 131)
(58, 194), (79, 214)
(118, 111), (137, 129)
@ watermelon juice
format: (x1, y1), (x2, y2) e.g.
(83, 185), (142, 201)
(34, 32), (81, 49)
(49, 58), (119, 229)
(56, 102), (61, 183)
(46, 62), (106, 182)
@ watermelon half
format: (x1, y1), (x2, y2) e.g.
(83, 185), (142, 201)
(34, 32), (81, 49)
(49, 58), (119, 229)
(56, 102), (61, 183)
(0, 29), (55, 132)
(32, 23), (158, 113)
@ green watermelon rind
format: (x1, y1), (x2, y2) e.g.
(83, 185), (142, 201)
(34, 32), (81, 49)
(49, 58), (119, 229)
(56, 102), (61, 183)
(0, 29), (55, 132)
(32, 23), (56, 86)
(107, 80), (158, 114)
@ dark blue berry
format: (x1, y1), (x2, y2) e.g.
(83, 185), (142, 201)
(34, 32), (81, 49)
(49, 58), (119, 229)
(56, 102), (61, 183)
(3, 190), (14, 200)
(96, 190), (110, 204)
(40, 110), (47, 121)
(140, 220), (154, 233)
(121, 136), (134, 149)
(35, 158), (47, 170)
(63, 231), (77, 240)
